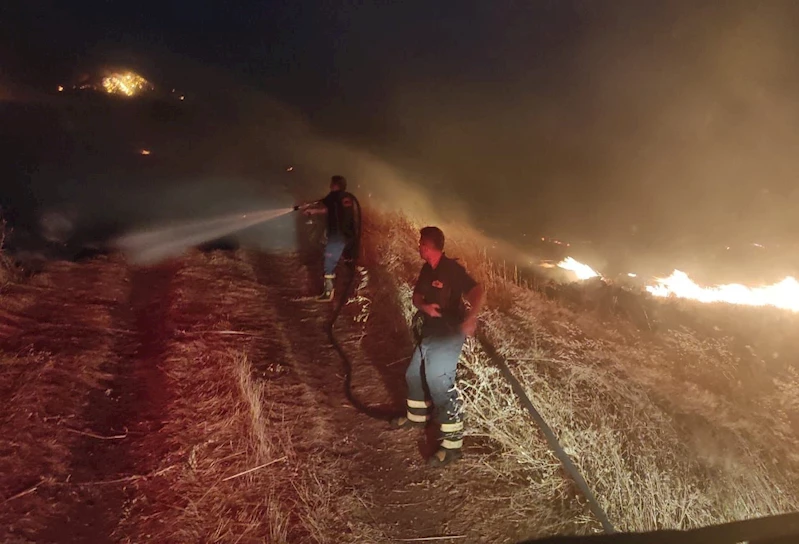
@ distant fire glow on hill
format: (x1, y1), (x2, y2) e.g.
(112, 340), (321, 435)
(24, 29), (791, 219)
(101, 71), (152, 97)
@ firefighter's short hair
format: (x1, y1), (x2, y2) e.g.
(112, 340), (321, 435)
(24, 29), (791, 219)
(331, 175), (347, 191)
(420, 226), (445, 250)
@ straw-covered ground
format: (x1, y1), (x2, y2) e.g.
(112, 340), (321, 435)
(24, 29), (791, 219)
(2, 209), (799, 543)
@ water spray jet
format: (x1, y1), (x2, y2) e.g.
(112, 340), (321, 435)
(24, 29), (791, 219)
(114, 206), (297, 265)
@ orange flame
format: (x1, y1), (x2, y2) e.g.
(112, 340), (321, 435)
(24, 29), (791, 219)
(554, 256), (799, 312)
(557, 257), (600, 280)
(645, 270), (799, 312)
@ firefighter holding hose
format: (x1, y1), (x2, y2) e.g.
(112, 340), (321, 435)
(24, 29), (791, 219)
(392, 226), (484, 467)
(296, 175), (357, 302)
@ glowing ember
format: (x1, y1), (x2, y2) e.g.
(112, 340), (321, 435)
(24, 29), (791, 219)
(139, 149), (151, 155)
(645, 270), (799, 312)
(557, 257), (600, 280)
(57, 85), (64, 92)
(102, 71), (152, 97)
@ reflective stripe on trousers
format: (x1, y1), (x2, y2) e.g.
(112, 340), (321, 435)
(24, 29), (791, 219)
(440, 420), (464, 449)
(405, 332), (466, 446)
(406, 398), (431, 422)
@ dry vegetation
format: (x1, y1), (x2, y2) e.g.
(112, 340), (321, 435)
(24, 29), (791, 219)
(0, 256), (131, 540)
(113, 251), (379, 543)
(0, 247), (379, 543)
(3, 208), (799, 542)
(0, 219), (17, 285)
(363, 209), (799, 536)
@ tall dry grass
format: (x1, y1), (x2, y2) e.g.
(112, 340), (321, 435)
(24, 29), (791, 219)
(119, 251), (381, 543)
(363, 209), (799, 536)
(0, 258), (131, 540)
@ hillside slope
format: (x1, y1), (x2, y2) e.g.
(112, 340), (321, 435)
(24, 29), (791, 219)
(363, 211), (799, 532)
(2, 209), (799, 543)
(0, 227), (559, 543)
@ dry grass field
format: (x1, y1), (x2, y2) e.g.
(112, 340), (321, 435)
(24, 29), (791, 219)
(2, 210), (798, 543)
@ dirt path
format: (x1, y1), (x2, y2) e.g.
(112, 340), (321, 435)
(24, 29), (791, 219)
(37, 262), (177, 544)
(249, 252), (500, 542)
(0, 258), (178, 544)
(2, 248), (532, 543)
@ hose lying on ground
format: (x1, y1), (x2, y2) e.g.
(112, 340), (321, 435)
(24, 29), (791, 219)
(321, 200), (610, 532)
(325, 193), (395, 421)
(478, 332), (615, 534)
(314, 207), (799, 542)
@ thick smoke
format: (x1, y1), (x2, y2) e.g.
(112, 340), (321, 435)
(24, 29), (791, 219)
(6, 1), (799, 281)
(366, 1), (799, 278)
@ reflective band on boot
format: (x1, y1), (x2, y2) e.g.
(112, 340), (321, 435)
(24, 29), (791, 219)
(440, 421), (463, 433)
(440, 420), (464, 450)
(441, 438), (463, 449)
(317, 275), (335, 302)
(406, 398), (431, 422)
(407, 399), (431, 409)
(406, 411), (430, 423)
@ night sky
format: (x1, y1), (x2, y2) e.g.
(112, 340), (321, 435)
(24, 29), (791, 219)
(4, 0), (799, 258)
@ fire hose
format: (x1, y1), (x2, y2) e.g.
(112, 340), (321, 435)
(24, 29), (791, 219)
(477, 332), (615, 534)
(297, 194), (395, 420)
(298, 196), (614, 530)
(294, 201), (799, 542)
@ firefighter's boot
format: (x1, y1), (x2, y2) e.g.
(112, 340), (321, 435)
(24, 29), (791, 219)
(317, 274), (335, 302)
(428, 446), (463, 467)
(390, 398), (430, 430)
(427, 420), (464, 467)
(389, 415), (427, 430)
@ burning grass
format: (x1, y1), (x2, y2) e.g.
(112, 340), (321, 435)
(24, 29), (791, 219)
(4, 207), (799, 541)
(362, 209), (799, 537)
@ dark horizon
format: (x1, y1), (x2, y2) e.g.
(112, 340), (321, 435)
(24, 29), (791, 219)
(4, 0), (799, 264)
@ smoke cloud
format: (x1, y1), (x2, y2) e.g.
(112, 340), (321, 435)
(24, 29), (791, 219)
(5, 1), (799, 281)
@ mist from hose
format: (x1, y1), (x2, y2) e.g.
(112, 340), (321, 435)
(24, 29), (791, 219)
(114, 207), (295, 265)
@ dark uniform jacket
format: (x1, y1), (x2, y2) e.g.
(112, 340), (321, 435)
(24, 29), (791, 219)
(321, 190), (356, 239)
(413, 254), (477, 338)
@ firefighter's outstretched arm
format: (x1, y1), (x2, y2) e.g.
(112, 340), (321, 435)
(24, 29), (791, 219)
(303, 205), (327, 216)
(293, 200), (327, 215)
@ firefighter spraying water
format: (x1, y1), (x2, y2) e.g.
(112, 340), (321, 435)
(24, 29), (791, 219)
(113, 174), (359, 276)
(294, 175), (359, 301)
(113, 181), (484, 470)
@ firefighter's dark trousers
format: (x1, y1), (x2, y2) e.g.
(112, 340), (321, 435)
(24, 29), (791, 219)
(323, 234), (349, 277)
(405, 332), (465, 450)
